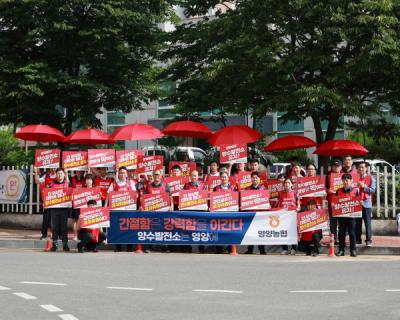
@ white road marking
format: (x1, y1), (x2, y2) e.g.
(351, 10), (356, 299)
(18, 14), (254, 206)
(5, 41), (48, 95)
(58, 315), (79, 320)
(385, 289), (400, 292)
(0, 286), (11, 290)
(20, 281), (66, 286)
(290, 290), (348, 293)
(193, 289), (243, 294)
(13, 292), (37, 300)
(40, 304), (63, 312)
(106, 286), (153, 291)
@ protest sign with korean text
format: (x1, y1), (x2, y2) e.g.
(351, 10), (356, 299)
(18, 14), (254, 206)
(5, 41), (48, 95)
(329, 173), (343, 192)
(295, 176), (326, 198)
(266, 179), (284, 200)
(62, 151), (88, 171)
(220, 144), (247, 163)
(205, 175), (221, 191)
(179, 190), (208, 211)
(297, 209), (328, 233)
(240, 189), (271, 210)
(79, 207), (110, 228)
(164, 176), (189, 196)
(72, 187), (102, 208)
(116, 150), (143, 170)
(41, 187), (72, 208)
(136, 156), (163, 175)
(168, 161), (196, 176)
(209, 191), (239, 211)
(236, 171), (252, 190)
(108, 191), (137, 210)
(142, 193), (171, 211)
(331, 194), (362, 218)
(35, 149), (60, 168)
(88, 149), (115, 167)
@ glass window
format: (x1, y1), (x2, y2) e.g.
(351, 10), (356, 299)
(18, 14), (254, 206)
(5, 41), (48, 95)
(107, 111), (125, 125)
(158, 108), (176, 119)
(159, 81), (176, 108)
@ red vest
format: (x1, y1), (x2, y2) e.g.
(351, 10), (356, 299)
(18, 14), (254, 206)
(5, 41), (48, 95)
(214, 184), (236, 192)
(278, 191), (297, 209)
(71, 176), (85, 188)
(95, 176), (114, 200)
(146, 182), (167, 195)
(359, 175), (372, 201)
(337, 188), (358, 197)
(111, 180), (133, 192)
(48, 180), (69, 189)
(184, 182), (204, 190)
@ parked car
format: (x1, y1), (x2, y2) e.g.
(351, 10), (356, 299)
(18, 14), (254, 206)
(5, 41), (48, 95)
(269, 163), (290, 178)
(352, 159), (399, 174)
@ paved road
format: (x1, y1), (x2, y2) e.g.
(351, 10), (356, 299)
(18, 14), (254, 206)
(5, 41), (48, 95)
(1, 249), (400, 320)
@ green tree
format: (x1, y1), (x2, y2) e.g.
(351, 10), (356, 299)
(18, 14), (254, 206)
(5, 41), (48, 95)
(162, 0), (400, 165)
(0, 0), (175, 134)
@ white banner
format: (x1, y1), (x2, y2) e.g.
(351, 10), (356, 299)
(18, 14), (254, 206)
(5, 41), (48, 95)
(241, 209), (298, 245)
(0, 170), (27, 203)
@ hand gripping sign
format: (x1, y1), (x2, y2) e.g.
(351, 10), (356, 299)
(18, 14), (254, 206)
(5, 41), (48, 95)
(88, 149), (115, 168)
(331, 194), (362, 218)
(35, 149), (61, 169)
(219, 144), (247, 163)
(62, 151), (88, 171)
(209, 191), (239, 211)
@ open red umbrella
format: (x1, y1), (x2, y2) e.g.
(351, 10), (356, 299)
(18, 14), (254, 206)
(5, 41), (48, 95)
(208, 125), (262, 146)
(264, 135), (316, 152)
(110, 123), (164, 141)
(64, 129), (115, 145)
(162, 121), (212, 138)
(313, 139), (368, 156)
(15, 124), (65, 142)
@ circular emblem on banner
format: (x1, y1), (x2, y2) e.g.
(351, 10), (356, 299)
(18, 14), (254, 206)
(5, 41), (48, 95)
(6, 175), (20, 198)
(269, 216), (280, 228)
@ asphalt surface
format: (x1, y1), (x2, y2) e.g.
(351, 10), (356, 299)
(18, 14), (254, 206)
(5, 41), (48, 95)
(1, 249), (400, 320)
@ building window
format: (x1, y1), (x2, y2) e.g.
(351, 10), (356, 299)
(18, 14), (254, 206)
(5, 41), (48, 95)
(107, 111), (125, 126)
(277, 112), (304, 133)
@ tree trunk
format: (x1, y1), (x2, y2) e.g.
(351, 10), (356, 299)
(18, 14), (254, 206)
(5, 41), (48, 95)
(311, 114), (327, 170)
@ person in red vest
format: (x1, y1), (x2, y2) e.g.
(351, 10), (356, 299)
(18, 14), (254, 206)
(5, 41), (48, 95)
(285, 157), (306, 178)
(278, 178), (300, 255)
(77, 200), (107, 253)
(94, 167), (114, 206)
(70, 170), (85, 188)
(326, 159), (343, 244)
(34, 167), (57, 240)
(47, 168), (71, 252)
(355, 162), (376, 247)
(245, 172), (268, 255)
(342, 155), (355, 174)
(300, 163), (323, 209)
(204, 161), (220, 182)
(214, 171), (237, 191)
(289, 162), (304, 181)
(145, 170), (170, 195)
(70, 170), (86, 240)
(337, 173), (359, 257)
(298, 199), (323, 257)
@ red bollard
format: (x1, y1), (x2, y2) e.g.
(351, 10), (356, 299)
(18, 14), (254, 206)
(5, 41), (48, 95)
(327, 233), (336, 257)
(135, 244), (143, 254)
(44, 228), (52, 252)
(230, 245), (238, 256)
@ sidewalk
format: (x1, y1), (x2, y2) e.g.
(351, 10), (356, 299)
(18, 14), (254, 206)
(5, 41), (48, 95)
(1, 228), (399, 255)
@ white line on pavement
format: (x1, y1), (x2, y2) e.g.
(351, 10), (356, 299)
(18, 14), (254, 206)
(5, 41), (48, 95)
(20, 281), (66, 286)
(290, 290), (348, 293)
(385, 289), (400, 292)
(193, 289), (243, 294)
(58, 315), (79, 320)
(0, 286), (11, 290)
(106, 287), (153, 291)
(13, 292), (37, 300)
(40, 304), (63, 312)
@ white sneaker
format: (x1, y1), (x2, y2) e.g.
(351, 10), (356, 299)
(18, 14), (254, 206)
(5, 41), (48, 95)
(281, 250), (288, 255)
(290, 249), (296, 256)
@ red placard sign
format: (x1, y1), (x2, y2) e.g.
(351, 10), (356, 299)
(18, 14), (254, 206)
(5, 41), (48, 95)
(35, 149), (60, 168)
(240, 190), (270, 210)
(329, 173), (343, 192)
(331, 194), (362, 218)
(297, 209), (328, 233)
(266, 179), (284, 199)
(205, 175), (221, 191)
(295, 176), (326, 198)
(220, 144), (247, 163)
(71, 187), (102, 209)
(179, 190), (208, 211)
(142, 193), (171, 211)
(209, 191), (239, 211)
(236, 171), (252, 190)
(164, 176), (190, 196)
(88, 149), (115, 167)
(108, 191), (138, 210)
(79, 207), (110, 228)
(136, 156), (163, 175)
(168, 161), (196, 176)
(116, 150), (143, 170)
(62, 151), (88, 171)
(41, 188), (72, 208)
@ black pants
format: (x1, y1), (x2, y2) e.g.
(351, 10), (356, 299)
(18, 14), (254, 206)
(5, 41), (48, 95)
(328, 203), (338, 240)
(282, 245), (297, 251)
(50, 208), (69, 243)
(41, 209), (52, 237)
(338, 218), (356, 252)
(247, 245), (266, 254)
(78, 230), (106, 250)
(299, 232), (321, 255)
(355, 207), (372, 243)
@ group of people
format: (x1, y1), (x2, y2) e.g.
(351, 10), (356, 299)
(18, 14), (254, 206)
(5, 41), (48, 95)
(34, 155), (375, 257)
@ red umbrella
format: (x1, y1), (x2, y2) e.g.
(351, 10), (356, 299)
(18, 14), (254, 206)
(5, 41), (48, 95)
(162, 121), (212, 138)
(15, 124), (65, 142)
(64, 129), (115, 145)
(208, 125), (262, 146)
(313, 139), (368, 156)
(110, 123), (164, 141)
(264, 135), (316, 152)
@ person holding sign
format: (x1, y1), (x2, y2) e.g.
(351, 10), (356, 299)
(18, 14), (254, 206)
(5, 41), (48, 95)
(300, 163), (324, 209)
(244, 172), (267, 255)
(285, 157), (306, 178)
(95, 168), (114, 205)
(326, 159), (343, 244)
(47, 168), (71, 252)
(204, 161), (220, 182)
(70, 170), (86, 240)
(355, 162), (376, 247)
(289, 162), (304, 181)
(298, 199), (322, 257)
(336, 173), (360, 257)
(77, 200), (107, 253)
(279, 178), (300, 255)
(107, 166), (136, 193)
(145, 170), (171, 195)
(214, 171), (237, 191)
